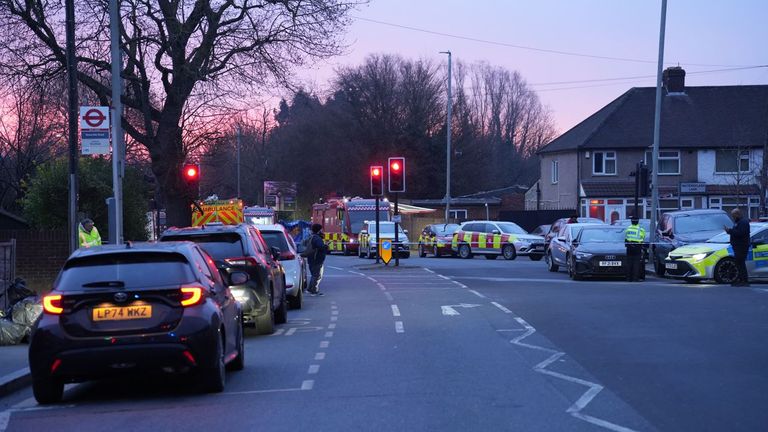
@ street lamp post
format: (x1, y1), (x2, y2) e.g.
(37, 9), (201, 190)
(650, 0), (668, 244)
(440, 50), (452, 223)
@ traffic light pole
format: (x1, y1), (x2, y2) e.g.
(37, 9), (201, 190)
(634, 162), (640, 219)
(375, 196), (380, 264)
(394, 193), (399, 267)
(110, 0), (124, 244)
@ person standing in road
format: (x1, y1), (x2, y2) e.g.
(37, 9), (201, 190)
(78, 218), (102, 248)
(724, 208), (750, 287)
(624, 217), (646, 282)
(305, 223), (329, 296)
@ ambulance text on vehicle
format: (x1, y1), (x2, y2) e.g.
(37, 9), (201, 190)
(191, 198), (244, 226)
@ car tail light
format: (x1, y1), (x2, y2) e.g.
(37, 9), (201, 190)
(182, 350), (197, 366)
(43, 294), (64, 315)
(280, 251), (295, 260)
(180, 286), (204, 307)
(50, 359), (62, 373)
(225, 257), (259, 267)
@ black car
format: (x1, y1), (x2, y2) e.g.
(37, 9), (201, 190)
(566, 226), (629, 280)
(29, 242), (245, 404)
(650, 209), (731, 277)
(160, 224), (287, 334)
(545, 217), (605, 251)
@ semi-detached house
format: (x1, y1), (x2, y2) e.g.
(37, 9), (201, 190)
(530, 67), (767, 222)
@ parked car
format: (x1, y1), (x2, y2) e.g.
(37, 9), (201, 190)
(546, 223), (603, 272)
(452, 221), (545, 260)
(531, 224), (551, 237)
(418, 223), (460, 257)
(650, 209), (732, 277)
(664, 222), (768, 284)
(160, 224), (287, 334)
(545, 217), (605, 251)
(29, 242), (245, 404)
(253, 224), (306, 310)
(612, 219), (651, 240)
(359, 221), (411, 259)
(566, 226), (631, 280)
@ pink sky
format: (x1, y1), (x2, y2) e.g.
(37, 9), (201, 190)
(293, 0), (768, 133)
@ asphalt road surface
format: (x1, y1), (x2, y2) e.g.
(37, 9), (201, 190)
(2, 254), (767, 432)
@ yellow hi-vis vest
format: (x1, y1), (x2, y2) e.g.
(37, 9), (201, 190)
(625, 225), (645, 243)
(78, 224), (102, 248)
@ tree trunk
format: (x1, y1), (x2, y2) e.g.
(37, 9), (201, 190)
(151, 121), (190, 228)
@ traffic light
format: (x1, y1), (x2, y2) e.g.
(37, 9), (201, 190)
(182, 163), (200, 197)
(370, 165), (384, 196)
(388, 157), (405, 193)
(638, 165), (650, 196)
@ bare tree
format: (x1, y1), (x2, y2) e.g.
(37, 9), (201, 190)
(0, 0), (360, 225)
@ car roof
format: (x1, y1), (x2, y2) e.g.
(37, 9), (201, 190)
(665, 209), (728, 217)
(68, 241), (196, 260)
(161, 224), (249, 236)
(252, 224), (286, 232)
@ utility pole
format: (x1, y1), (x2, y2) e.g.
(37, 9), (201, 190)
(65, 0), (78, 253)
(650, 0), (668, 243)
(110, 0), (124, 244)
(440, 50), (452, 223)
(236, 124), (242, 198)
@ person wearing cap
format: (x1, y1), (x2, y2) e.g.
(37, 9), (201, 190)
(624, 216), (646, 282)
(78, 218), (102, 248)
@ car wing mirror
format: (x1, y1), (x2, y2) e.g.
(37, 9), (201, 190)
(228, 271), (249, 285)
(270, 246), (281, 260)
(491, 230), (500, 235)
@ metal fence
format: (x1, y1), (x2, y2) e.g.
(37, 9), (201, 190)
(0, 239), (16, 312)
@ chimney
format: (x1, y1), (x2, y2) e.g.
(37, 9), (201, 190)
(663, 66), (686, 94)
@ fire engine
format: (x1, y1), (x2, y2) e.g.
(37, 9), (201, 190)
(311, 197), (391, 255)
(191, 198), (244, 226)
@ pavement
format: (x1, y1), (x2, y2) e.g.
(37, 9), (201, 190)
(0, 343), (30, 397)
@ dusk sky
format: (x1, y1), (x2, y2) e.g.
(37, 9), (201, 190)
(296, 0), (768, 132)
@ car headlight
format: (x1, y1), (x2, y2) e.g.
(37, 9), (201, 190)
(691, 252), (712, 262)
(575, 251), (593, 260)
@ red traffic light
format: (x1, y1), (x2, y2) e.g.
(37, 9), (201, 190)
(388, 157), (405, 193)
(390, 161), (401, 172)
(370, 165), (384, 196)
(372, 167), (381, 177)
(183, 164), (199, 179)
(185, 167), (198, 178)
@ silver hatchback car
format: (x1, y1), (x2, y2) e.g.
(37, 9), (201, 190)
(254, 224), (307, 309)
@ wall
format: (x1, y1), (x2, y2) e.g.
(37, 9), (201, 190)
(698, 148), (763, 185)
(0, 230), (69, 293)
(580, 149), (698, 186)
(539, 152), (579, 209)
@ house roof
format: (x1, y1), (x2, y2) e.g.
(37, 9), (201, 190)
(539, 85), (768, 154)
(411, 198), (502, 207)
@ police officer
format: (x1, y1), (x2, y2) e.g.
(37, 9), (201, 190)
(624, 217), (646, 282)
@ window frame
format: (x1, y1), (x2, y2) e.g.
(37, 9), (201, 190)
(644, 150), (681, 175)
(551, 160), (559, 184)
(592, 151), (617, 176)
(714, 149), (751, 174)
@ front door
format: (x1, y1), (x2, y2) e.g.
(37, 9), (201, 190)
(606, 205), (624, 224)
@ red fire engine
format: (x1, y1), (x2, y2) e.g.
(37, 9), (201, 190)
(311, 197), (391, 255)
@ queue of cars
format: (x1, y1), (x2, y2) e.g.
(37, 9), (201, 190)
(30, 223), (306, 404)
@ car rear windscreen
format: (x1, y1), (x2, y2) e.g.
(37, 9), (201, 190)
(260, 231), (290, 252)
(58, 252), (196, 290)
(161, 233), (245, 258)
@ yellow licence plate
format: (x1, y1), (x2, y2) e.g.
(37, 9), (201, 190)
(92, 305), (153, 321)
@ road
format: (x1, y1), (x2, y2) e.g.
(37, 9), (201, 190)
(2, 254), (768, 431)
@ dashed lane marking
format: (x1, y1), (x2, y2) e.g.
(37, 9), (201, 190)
(325, 331), (334, 338)
(224, 387), (305, 396)
(491, 301), (513, 314)
(384, 292), (394, 301)
(320, 341), (330, 348)
(468, 289), (486, 298)
(301, 380), (314, 390)
(330, 316), (338, 322)
(308, 365), (320, 374)
(315, 352), (326, 360)
(328, 323), (336, 329)
(395, 321), (405, 333)
(391, 305), (401, 317)
(285, 328), (297, 336)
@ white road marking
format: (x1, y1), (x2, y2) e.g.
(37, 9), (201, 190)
(269, 328), (286, 336)
(423, 268), (436, 274)
(320, 341), (330, 348)
(315, 352), (326, 360)
(752, 288), (768, 293)
(384, 292), (394, 301)
(395, 321), (405, 333)
(496, 329), (526, 332)
(301, 380), (315, 390)
(468, 289), (486, 298)
(331, 310), (339, 315)
(330, 316), (338, 322)
(285, 328), (297, 336)
(441, 305), (460, 316)
(368, 277), (378, 282)
(438, 274), (450, 280)
(328, 266), (343, 270)
(308, 364), (320, 374)
(441, 303), (481, 315)
(0, 411), (9, 432)
(377, 283), (386, 289)
(391, 305), (401, 317)
(225, 387), (304, 395)
(491, 302), (513, 314)
(325, 331), (334, 338)
(328, 323), (336, 329)
(331, 305), (338, 310)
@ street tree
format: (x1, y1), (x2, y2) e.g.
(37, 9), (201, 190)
(0, 0), (360, 226)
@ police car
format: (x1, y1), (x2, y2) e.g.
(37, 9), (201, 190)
(451, 220), (545, 260)
(664, 222), (768, 284)
(358, 221), (411, 259)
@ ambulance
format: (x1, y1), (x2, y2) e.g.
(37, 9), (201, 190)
(311, 197), (391, 255)
(191, 198), (244, 226)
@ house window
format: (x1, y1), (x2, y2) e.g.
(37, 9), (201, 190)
(551, 161), (559, 184)
(593, 151), (616, 175)
(644, 150), (680, 175)
(449, 209), (467, 220)
(680, 199), (694, 209)
(715, 149), (750, 173)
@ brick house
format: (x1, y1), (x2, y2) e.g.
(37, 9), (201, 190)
(532, 67), (767, 222)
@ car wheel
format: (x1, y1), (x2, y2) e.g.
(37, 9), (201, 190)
(568, 256), (582, 280)
(529, 254), (543, 261)
(419, 244), (427, 258)
(33, 377), (63, 404)
(433, 246), (440, 257)
(342, 243), (351, 256)
(227, 318), (245, 371)
(502, 245), (516, 260)
(402, 252), (410, 259)
(274, 286), (288, 324)
(255, 293), (275, 335)
(714, 258), (739, 284)
(485, 254), (498, 260)
(683, 278), (700, 284)
(458, 244), (472, 259)
(547, 252), (559, 272)
(653, 250), (666, 277)
(289, 287), (303, 310)
(200, 334), (226, 393)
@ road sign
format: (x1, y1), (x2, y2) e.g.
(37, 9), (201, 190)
(80, 106), (110, 155)
(679, 182), (706, 194)
(380, 239), (392, 264)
